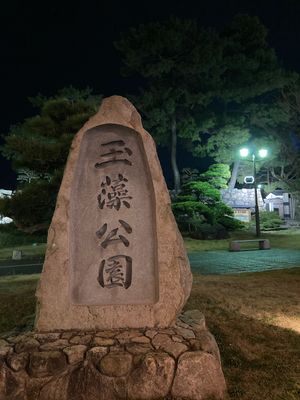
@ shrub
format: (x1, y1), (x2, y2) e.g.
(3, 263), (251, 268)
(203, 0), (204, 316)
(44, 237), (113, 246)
(172, 167), (242, 239)
(189, 222), (229, 240)
(0, 180), (58, 233)
(0, 223), (46, 248)
(259, 211), (283, 230)
(218, 215), (244, 231)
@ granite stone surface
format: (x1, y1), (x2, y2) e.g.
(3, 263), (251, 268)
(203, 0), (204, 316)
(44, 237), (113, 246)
(35, 96), (192, 331)
(0, 311), (227, 400)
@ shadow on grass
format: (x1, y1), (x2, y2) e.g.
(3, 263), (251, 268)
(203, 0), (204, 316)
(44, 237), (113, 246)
(0, 275), (39, 334)
(185, 273), (300, 400)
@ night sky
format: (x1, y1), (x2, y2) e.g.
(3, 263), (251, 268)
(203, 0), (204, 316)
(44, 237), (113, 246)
(1, 0), (300, 189)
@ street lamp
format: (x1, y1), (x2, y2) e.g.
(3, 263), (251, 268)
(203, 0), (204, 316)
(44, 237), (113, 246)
(239, 147), (268, 237)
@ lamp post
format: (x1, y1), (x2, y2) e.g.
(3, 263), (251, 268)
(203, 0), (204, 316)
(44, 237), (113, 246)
(239, 147), (268, 237)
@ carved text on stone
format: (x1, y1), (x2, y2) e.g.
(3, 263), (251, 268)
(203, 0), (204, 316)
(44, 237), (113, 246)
(95, 139), (133, 289)
(98, 255), (132, 289)
(97, 174), (132, 210)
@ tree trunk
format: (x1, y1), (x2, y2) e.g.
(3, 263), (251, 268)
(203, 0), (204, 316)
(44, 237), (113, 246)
(228, 160), (240, 189)
(171, 117), (181, 194)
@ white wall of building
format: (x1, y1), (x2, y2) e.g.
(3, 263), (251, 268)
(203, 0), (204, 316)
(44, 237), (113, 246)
(0, 189), (13, 224)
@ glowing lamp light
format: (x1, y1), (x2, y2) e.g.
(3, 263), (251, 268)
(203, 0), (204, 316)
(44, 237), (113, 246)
(258, 148), (268, 158)
(239, 148), (249, 157)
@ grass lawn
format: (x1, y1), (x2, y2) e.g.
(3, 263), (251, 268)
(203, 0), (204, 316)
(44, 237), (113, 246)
(186, 269), (300, 400)
(0, 229), (299, 399)
(184, 228), (300, 251)
(0, 243), (46, 260)
(0, 268), (299, 400)
(0, 274), (38, 333)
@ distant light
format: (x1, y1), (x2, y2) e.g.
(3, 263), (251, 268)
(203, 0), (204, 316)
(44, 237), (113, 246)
(244, 176), (254, 184)
(258, 148), (268, 158)
(258, 184), (262, 189)
(240, 148), (249, 157)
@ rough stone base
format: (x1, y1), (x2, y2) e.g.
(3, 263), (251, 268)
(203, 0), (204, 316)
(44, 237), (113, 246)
(0, 310), (226, 400)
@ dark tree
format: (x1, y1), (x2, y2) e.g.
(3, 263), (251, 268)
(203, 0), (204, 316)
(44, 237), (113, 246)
(115, 17), (223, 193)
(172, 164), (242, 239)
(0, 87), (102, 232)
(193, 15), (297, 188)
(116, 15), (296, 191)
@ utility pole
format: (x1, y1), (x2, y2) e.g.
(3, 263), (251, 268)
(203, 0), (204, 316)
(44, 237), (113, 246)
(253, 154), (261, 237)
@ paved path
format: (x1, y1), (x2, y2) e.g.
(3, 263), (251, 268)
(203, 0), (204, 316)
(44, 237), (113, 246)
(189, 248), (300, 275)
(0, 260), (43, 276)
(1, 249), (300, 276)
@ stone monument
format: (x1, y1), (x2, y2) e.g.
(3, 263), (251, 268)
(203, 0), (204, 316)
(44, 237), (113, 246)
(0, 97), (227, 400)
(35, 95), (192, 331)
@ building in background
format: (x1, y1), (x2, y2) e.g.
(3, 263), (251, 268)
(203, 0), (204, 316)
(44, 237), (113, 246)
(221, 188), (264, 223)
(264, 190), (296, 220)
(0, 189), (13, 224)
(221, 188), (296, 223)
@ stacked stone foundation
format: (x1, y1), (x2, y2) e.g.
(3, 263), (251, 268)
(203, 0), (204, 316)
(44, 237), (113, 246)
(0, 310), (226, 400)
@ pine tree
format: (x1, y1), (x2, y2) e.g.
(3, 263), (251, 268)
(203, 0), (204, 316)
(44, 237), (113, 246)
(115, 15), (296, 191)
(0, 87), (102, 232)
(115, 17), (223, 193)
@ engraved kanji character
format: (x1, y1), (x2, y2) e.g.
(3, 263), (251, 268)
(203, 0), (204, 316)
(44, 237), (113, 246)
(98, 255), (132, 289)
(97, 174), (132, 210)
(96, 220), (132, 248)
(95, 140), (133, 169)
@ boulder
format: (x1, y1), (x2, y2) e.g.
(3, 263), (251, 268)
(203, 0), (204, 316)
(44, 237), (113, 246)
(128, 352), (175, 399)
(35, 96), (192, 331)
(29, 351), (67, 378)
(172, 351), (227, 400)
